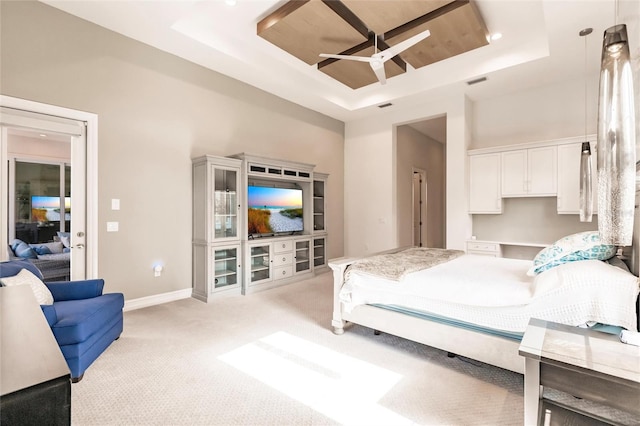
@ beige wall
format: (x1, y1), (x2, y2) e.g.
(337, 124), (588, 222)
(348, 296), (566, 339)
(0, 1), (344, 300)
(344, 93), (471, 256)
(396, 125), (445, 248)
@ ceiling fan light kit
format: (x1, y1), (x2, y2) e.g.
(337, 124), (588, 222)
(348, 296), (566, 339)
(257, 0), (490, 89)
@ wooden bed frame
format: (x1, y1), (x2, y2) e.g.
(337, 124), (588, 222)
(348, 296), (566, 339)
(329, 244), (639, 375)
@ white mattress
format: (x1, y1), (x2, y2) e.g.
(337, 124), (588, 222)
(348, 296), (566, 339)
(340, 255), (639, 333)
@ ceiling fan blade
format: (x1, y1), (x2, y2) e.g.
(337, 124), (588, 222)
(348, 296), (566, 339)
(319, 53), (373, 63)
(378, 29), (431, 62)
(370, 61), (387, 85)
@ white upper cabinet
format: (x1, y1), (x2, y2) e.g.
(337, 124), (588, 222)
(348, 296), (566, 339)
(469, 153), (502, 214)
(501, 146), (557, 197)
(557, 141), (598, 214)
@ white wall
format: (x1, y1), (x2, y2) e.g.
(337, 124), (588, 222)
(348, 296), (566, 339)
(0, 1), (345, 300)
(344, 93), (470, 256)
(471, 75), (600, 149)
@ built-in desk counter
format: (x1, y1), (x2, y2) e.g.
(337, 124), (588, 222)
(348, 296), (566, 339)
(466, 239), (550, 259)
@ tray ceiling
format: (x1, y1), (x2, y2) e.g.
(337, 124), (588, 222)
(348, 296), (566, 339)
(257, 0), (489, 89)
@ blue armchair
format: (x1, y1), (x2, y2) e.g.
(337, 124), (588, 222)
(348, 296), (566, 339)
(0, 260), (124, 382)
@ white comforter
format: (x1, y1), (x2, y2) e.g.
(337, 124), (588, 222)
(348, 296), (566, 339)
(340, 255), (640, 333)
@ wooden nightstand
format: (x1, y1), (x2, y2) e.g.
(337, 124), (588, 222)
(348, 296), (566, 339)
(518, 319), (640, 426)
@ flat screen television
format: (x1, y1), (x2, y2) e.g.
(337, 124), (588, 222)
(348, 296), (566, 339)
(31, 195), (71, 222)
(247, 185), (303, 235)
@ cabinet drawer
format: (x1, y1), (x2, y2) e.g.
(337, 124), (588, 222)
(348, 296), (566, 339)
(272, 253), (293, 267)
(466, 242), (499, 252)
(273, 266), (293, 280)
(273, 240), (293, 253)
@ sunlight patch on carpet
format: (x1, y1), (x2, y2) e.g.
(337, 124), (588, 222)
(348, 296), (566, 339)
(219, 331), (414, 425)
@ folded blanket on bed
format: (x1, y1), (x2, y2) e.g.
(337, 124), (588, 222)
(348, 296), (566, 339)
(345, 247), (464, 281)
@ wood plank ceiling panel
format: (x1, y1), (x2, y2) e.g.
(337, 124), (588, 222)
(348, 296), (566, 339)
(342, 0), (452, 35)
(318, 45), (406, 89)
(387, 2), (489, 69)
(257, 0), (368, 65)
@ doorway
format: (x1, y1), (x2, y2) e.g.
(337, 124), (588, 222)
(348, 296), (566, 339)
(0, 97), (98, 279)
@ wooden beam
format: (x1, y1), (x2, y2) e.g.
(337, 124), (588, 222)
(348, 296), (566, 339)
(321, 0), (369, 39)
(384, 0), (469, 40)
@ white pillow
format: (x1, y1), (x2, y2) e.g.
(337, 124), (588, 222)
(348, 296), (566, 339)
(0, 269), (54, 305)
(531, 259), (638, 298)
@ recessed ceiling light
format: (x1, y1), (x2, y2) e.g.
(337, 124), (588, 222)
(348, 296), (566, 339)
(39, 134), (47, 137)
(225, 0), (237, 5)
(490, 33), (502, 41)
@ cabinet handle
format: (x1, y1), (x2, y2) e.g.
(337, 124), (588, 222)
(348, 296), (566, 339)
(282, 270), (286, 275)
(282, 257), (286, 262)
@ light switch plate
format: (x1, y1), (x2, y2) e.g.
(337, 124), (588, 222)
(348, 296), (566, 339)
(107, 222), (119, 232)
(111, 199), (120, 210)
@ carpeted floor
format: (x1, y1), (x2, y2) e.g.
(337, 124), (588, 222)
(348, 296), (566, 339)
(71, 272), (633, 425)
(72, 272), (526, 425)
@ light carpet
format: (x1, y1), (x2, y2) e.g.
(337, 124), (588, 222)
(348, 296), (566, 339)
(70, 272), (629, 425)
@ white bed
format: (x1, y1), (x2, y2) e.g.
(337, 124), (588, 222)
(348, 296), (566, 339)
(330, 244), (640, 374)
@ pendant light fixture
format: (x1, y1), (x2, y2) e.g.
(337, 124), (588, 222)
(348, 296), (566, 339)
(596, 22), (636, 246)
(579, 28), (593, 223)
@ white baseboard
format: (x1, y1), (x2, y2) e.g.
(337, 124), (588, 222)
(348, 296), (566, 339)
(124, 288), (192, 312)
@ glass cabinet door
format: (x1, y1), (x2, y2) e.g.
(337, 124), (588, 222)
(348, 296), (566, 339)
(213, 247), (239, 289)
(249, 244), (271, 283)
(313, 237), (326, 267)
(295, 240), (310, 273)
(313, 179), (325, 232)
(213, 167), (239, 240)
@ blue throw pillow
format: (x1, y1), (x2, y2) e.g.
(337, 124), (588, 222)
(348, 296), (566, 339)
(31, 245), (52, 255)
(12, 240), (37, 259)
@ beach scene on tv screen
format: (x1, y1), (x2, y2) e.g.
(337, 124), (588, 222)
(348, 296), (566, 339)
(31, 196), (71, 222)
(248, 186), (303, 234)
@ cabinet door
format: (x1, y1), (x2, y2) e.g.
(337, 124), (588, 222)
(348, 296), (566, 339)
(313, 179), (326, 232)
(501, 150), (528, 196)
(469, 153), (502, 213)
(557, 142), (598, 214)
(212, 166), (240, 241)
(294, 239), (311, 274)
(249, 244), (271, 283)
(313, 237), (326, 268)
(212, 245), (241, 290)
(528, 146), (557, 195)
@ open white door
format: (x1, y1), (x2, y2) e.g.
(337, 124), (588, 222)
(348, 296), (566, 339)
(0, 100), (97, 279)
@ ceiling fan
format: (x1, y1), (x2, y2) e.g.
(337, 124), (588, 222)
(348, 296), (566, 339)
(319, 29), (431, 85)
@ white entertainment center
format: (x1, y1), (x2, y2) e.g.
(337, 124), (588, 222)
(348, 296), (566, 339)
(192, 153), (328, 302)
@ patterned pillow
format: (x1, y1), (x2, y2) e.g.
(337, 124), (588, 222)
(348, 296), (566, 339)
(0, 269), (54, 305)
(527, 231), (616, 276)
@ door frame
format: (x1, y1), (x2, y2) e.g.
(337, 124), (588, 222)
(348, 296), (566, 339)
(412, 168), (427, 247)
(0, 95), (98, 278)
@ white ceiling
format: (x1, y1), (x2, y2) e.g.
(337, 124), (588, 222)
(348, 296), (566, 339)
(41, 0), (625, 123)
